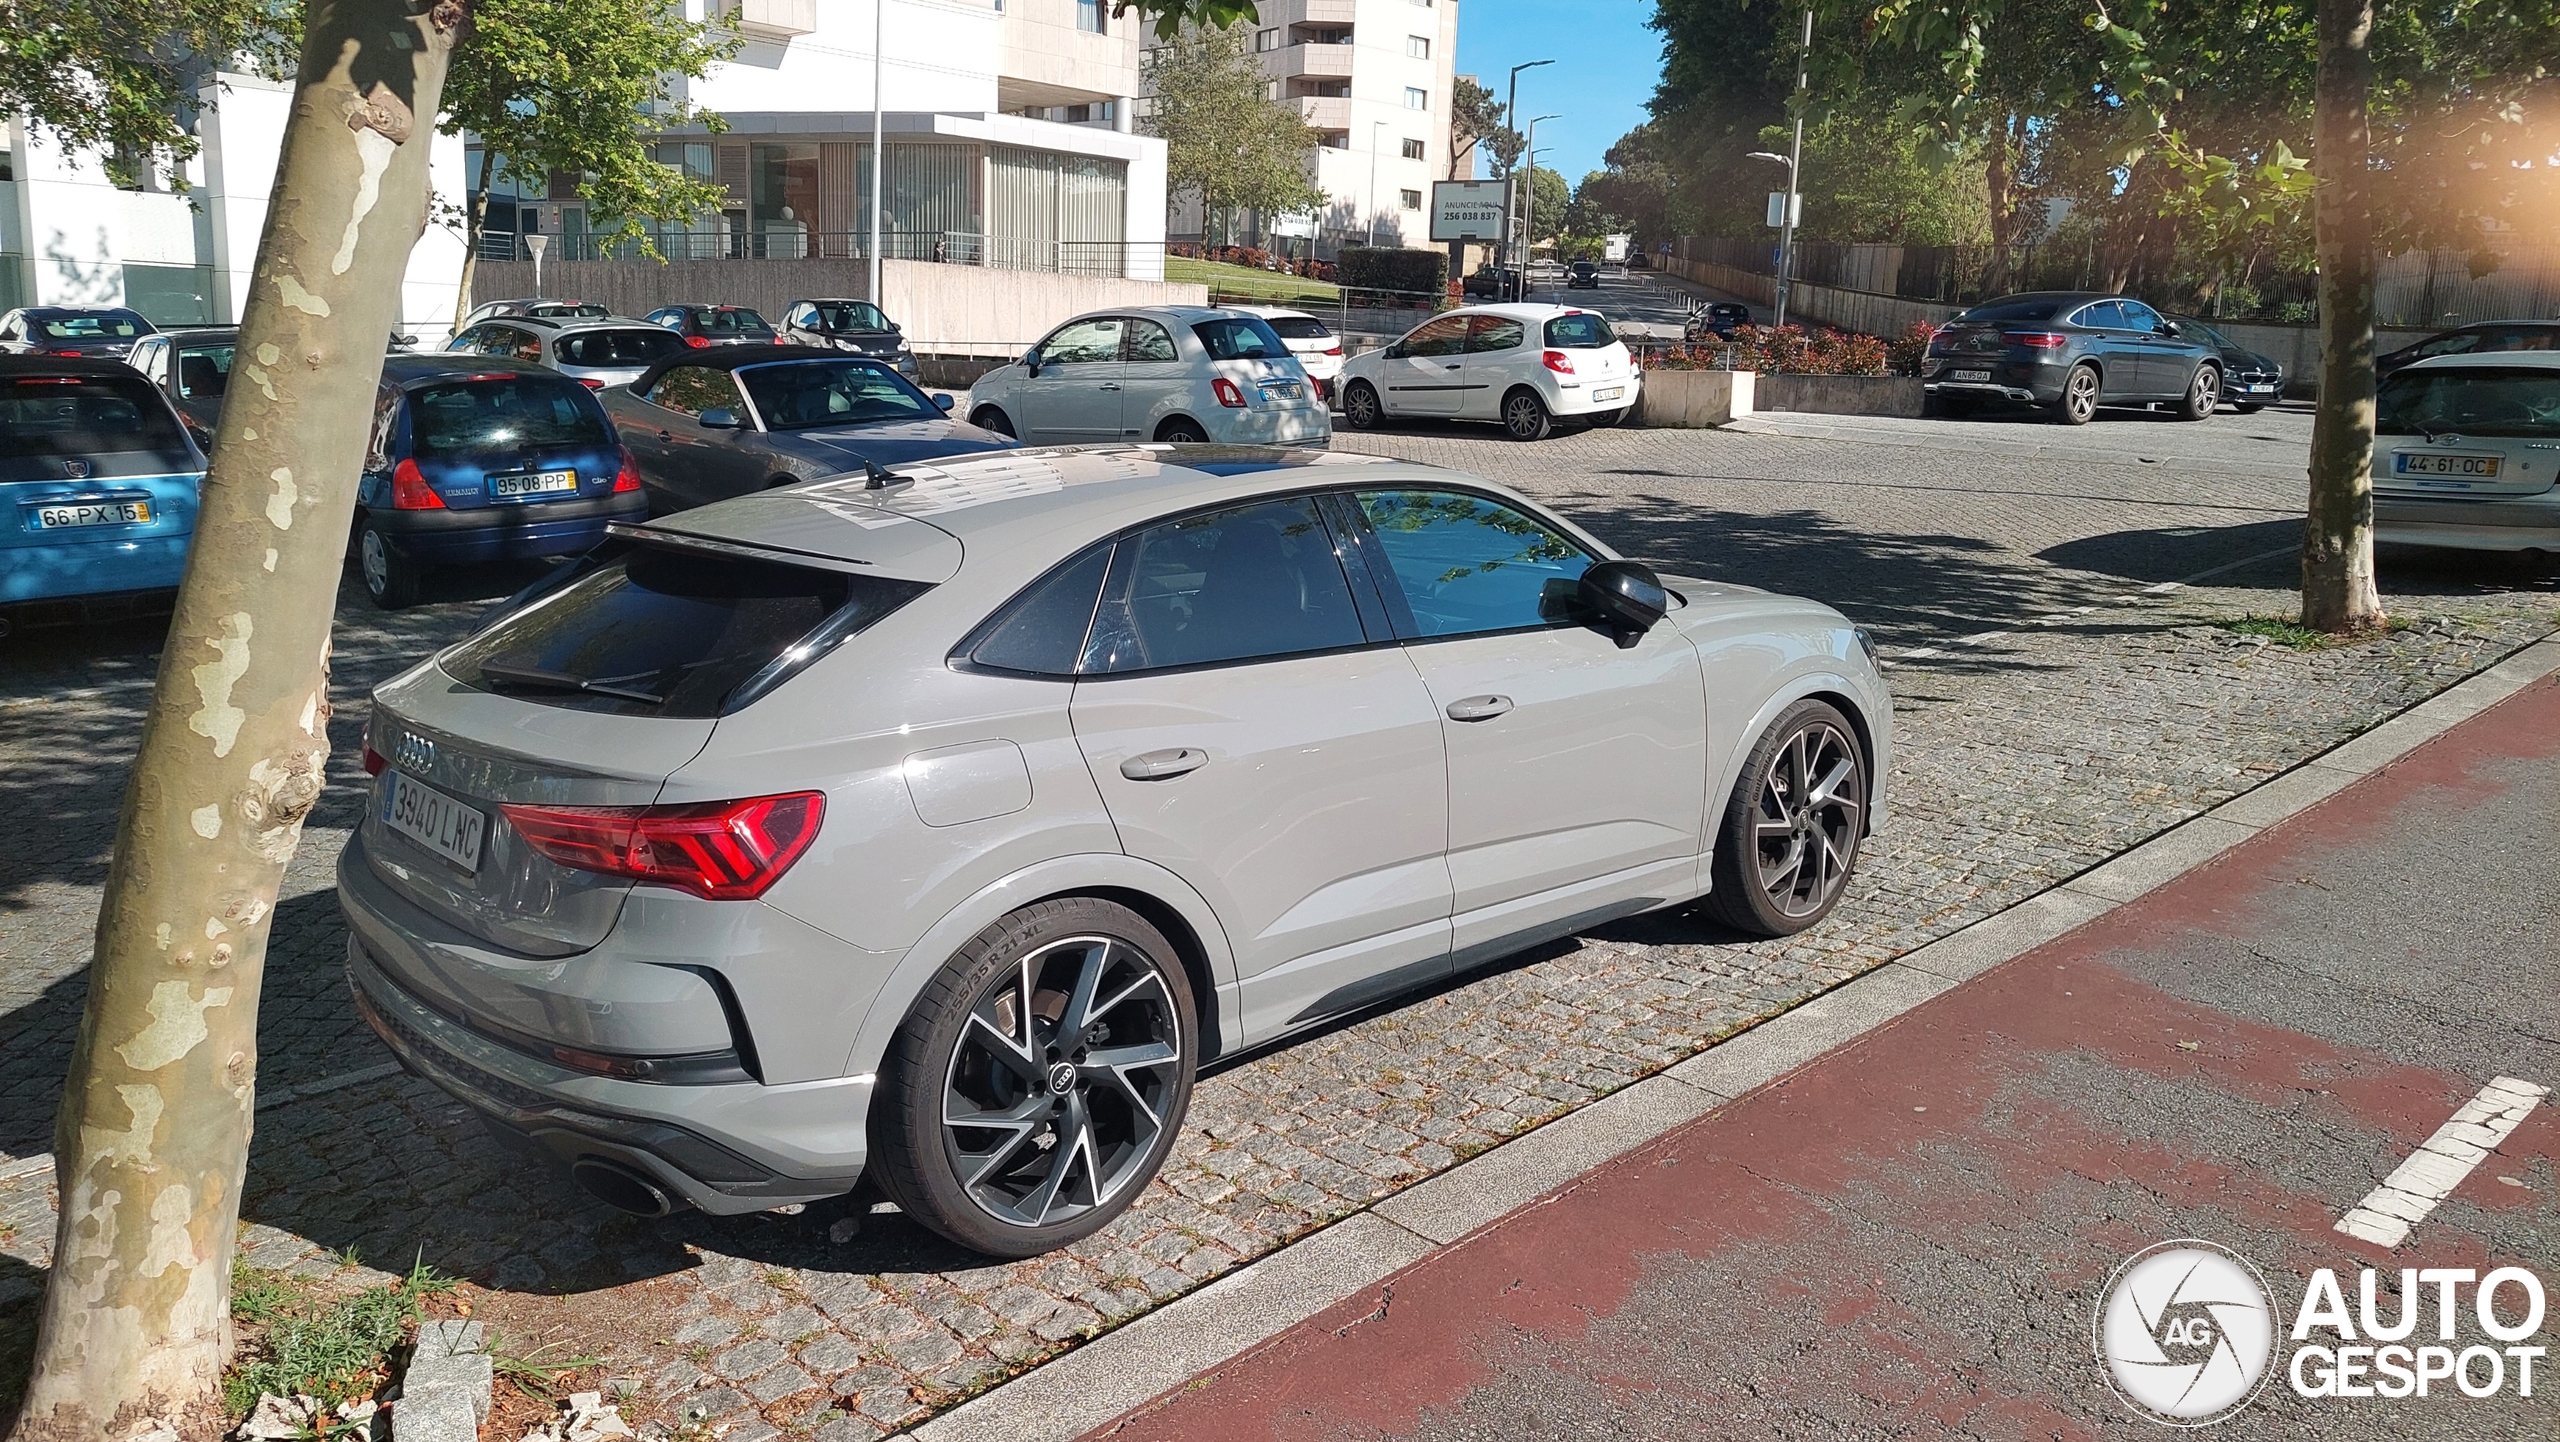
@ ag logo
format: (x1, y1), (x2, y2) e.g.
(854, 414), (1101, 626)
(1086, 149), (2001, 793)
(2095, 1240), (2281, 1426)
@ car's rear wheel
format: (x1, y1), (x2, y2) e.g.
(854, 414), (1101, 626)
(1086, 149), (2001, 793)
(356, 517), (421, 610)
(1590, 406), (1630, 428)
(2177, 365), (2220, 421)
(971, 406), (1016, 438)
(1342, 381), (1383, 430)
(1703, 699), (1867, 937)
(1502, 387), (1553, 441)
(873, 897), (1196, 1257)
(2054, 364), (2100, 426)
(1155, 417), (1209, 443)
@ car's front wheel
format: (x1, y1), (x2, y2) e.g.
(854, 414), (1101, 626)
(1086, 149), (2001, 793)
(356, 516), (422, 609)
(1502, 387), (1553, 441)
(971, 406), (1016, 438)
(873, 898), (1197, 1257)
(1703, 699), (1867, 937)
(1342, 381), (1383, 430)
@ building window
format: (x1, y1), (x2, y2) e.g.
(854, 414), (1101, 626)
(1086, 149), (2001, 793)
(1400, 189), (1422, 210)
(1255, 28), (1278, 51)
(1406, 35), (1430, 59)
(1076, 0), (1104, 33)
(1400, 138), (1425, 161)
(1405, 87), (1428, 110)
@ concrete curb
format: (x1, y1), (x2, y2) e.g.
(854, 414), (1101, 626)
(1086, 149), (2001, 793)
(1728, 413), (2311, 480)
(904, 634), (2560, 1442)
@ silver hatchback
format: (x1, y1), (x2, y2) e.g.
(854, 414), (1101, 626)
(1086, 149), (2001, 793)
(442, 315), (693, 390)
(964, 307), (1330, 447)
(342, 447), (1889, 1256)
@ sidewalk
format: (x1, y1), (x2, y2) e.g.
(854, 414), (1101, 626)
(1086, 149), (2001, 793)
(1074, 675), (2560, 1441)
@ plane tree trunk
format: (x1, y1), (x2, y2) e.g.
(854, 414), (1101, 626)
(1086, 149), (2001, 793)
(2302, 0), (2385, 632)
(8, 2), (463, 1436)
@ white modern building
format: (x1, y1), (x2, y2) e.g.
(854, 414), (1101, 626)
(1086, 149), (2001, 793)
(473, 0), (1170, 281)
(1159, 0), (1460, 254)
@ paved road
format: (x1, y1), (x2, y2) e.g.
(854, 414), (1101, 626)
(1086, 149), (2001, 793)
(1092, 678), (2560, 1441)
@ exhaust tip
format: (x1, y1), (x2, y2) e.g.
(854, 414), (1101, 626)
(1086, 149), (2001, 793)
(572, 1158), (675, 1218)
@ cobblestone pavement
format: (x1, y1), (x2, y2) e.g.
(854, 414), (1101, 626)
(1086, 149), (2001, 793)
(4, 416), (2554, 1437)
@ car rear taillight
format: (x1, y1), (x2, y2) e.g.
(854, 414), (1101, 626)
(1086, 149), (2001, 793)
(1211, 376), (1248, 408)
(502, 792), (826, 900)
(684, 335), (711, 349)
(1324, 344), (1342, 357)
(578, 377), (604, 389)
(49, 350), (84, 358)
(613, 447), (642, 492)
(1542, 350), (1576, 374)
(390, 458), (445, 510)
(361, 717), (386, 776)
(2011, 332), (2070, 349)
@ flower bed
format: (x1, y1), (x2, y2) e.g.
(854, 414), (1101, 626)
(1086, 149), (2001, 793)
(1641, 324), (1891, 376)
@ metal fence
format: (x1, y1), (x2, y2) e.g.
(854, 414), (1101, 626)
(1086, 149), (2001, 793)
(477, 229), (1155, 279)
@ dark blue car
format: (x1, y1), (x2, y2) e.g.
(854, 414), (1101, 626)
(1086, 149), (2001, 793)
(354, 356), (647, 607)
(1, 356), (206, 628)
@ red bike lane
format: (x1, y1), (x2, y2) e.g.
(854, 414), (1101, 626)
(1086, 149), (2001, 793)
(1087, 677), (2560, 1441)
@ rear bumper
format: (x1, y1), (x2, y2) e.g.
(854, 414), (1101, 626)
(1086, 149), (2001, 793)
(365, 491), (647, 564)
(1922, 357), (2070, 405)
(0, 533), (192, 604)
(1212, 406), (1333, 445)
(1551, 371), (1642, 416)
(2376, 494), (2560, 552)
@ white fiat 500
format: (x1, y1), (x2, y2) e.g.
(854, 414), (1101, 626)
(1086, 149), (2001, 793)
(340, 447), (1886, 1258)
(2373, 352), (2560, 552)
(1338, 304), (1643, 440)
(966, 307), (1330, 447)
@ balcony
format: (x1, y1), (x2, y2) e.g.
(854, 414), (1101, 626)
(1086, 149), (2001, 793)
(716, 0), (815, 40)
(1274, 42), (1356, 80)
(1296, 0), (1359, 22)
(1294, 95), (1351, 131)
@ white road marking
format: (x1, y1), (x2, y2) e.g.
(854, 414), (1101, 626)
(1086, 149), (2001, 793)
(2337, 1076), (2549, 1248)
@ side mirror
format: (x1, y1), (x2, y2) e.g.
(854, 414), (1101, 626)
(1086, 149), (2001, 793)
(2157, 320), (2183, 337)
(697, 407), (742, 429)
(1576, 560), (1669, 647)
(1383, 343), (1408, 360)
(934, 393), (956, 412)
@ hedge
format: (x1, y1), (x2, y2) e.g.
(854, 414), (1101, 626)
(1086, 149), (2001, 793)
(1335, 247), (1447, 298)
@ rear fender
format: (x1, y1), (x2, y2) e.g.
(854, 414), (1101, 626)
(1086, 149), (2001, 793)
(841, 852), (1239, 1079)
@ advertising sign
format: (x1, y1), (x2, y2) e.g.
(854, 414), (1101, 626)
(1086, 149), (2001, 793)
(1431, 180), (1509, 243)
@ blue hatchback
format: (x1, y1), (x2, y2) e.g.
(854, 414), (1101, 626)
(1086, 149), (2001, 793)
(354, 357), (647, 607)
(1, 356), (206, 627)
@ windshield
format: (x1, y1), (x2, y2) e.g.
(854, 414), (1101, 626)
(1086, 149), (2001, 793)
(556, 328), (686, 367)
(1261, 316), (1332, 341)
(407, 377), (612, 458)
(814, 302), (890, 332)
(0, 373), (189, 458)
(1544, 313), (1618, 349)
(444, 543), (927, 717)
(697, 308), (775, 338)
(737, 359), (937, 429)
(1193, 316), (1292, 361)
(2178, 319), (2232, 348)
(2376, 367), (2560, 439)
(36, 310), (151, 341)
(1957, 298), (2065, 324)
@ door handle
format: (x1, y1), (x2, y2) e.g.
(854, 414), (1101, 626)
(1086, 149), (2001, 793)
(1098, 383), (1122, 391)
(1119, 747), (1208, 781)
(1444, 695), (1513, 722)
(1443, 363), (1462, 370)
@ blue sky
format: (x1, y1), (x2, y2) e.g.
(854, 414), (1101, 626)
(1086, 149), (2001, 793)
(1453, 0), (1665, 184)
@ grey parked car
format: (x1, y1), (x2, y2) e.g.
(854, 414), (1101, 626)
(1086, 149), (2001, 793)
(444, 315), (690, 388)
(598, 348), (1014, 512)
(778, 298), (919, 380)
(340, 447), (1891, 1255)
(965, 307), (1329, 446)
(1923, 291), (2223, 424)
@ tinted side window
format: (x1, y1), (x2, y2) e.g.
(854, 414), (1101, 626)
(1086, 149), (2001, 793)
(1125, 319), (1179, 362)
(2119, 301), (2165, 332)
(1401, 316), (1469, 357)
(2076, 301), (2128, 330)
(648, 366), (738, 417)
(1082, 497), (1366, 673)
(1356, 490), (1595, 639)
(965, 544), (1113, 676)
(1466, 316), (1525, 352)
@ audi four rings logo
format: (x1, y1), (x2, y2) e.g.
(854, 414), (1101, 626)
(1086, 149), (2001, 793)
(394, 731), (435, 773)
(2095, 1241), (2281, 1426)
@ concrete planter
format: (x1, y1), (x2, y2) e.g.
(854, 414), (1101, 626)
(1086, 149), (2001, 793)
(1635, 368), (1755, 427)
(1753, 374), (1925, 417)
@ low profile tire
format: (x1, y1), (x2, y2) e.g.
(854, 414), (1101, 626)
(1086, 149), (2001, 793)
(1154, 417), (1209, 443)
(2177, 366), (2221, 421)
(356, 516), (422, 610)
(971, 406), (1016, 438)
(2054, 363), (2100, 426)
(1502, 387), (1553, 441)
(873, 898), (1197, 1258)
(1703, 699), (1868, 938)
(1342, 381), (1383, 430)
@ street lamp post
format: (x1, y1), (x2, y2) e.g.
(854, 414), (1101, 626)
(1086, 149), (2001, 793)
(1746, 9), (1813, 327)
(868, 0), (887, 307)
(1502, 59), (1553, 283)
(1520, 116), (1558, 290)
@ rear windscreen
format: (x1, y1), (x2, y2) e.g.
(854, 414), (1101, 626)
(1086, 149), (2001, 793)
(699, 309), (775, 338)
(1262, 316), (1333, 341)
(407, 377), (611, 459)
(445, 544), (928, 717)
(1192, 317), (1292, 361)
(0, 374), (188, 458)
(556, 328), (686, 367)
(2376, 368), (2560, 439)
(36, 310), (150, 341)
(1956, 298), (2063, 324)
(1544, 313), (1617, 349)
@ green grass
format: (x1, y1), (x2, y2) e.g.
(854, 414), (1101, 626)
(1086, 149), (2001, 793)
(223, 1257), (458, 1419)
(2209, 614), (2410, 649)
(1166, 256), (1341, 303)
(484, 1330), (604, 1403)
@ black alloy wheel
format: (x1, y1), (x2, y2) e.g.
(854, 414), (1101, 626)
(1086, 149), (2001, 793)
(1704, 699), (1867, 936)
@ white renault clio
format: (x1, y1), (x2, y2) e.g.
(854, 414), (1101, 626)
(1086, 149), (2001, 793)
(965, 307), (1330, 447)
(1338, 303), (1642, 440)
(2372, 352), (2560, 551)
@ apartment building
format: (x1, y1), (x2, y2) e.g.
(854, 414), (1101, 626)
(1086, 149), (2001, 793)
(477, 0), (1170, 280)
